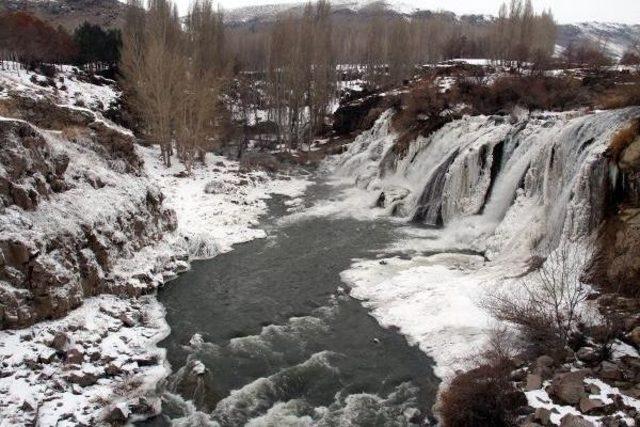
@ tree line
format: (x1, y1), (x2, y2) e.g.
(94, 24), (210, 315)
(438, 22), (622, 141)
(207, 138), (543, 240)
(0, 11), (121, 69)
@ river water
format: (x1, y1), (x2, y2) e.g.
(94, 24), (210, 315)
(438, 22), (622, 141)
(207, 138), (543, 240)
(141, 182), (440, 426)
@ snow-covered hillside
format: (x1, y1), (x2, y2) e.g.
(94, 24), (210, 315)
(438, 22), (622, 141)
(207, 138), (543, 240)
(557, 22), (640, 59)
(0, 64), (310, 425)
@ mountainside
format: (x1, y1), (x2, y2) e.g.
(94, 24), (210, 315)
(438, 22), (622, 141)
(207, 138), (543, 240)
(226, 0), (639, 59)
(557, 22), (640, 59)
(2, 0), (638, 59)
(0, 0), (126, 30)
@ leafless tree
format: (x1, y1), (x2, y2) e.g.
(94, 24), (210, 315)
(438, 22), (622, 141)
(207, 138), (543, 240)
(485, 243), (590, 355)
(120, 0), (184, 167)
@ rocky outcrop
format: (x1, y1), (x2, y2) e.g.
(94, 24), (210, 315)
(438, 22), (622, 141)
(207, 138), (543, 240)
(0, 116), (178, 329)
(586, 124), (640, 295)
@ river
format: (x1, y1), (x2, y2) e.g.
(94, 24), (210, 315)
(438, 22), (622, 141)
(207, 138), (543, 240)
(140, 181), (440, 426)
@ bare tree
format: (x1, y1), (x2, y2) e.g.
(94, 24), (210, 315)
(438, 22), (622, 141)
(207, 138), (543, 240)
(120, 0), (183, 167)
(485, 243), (590, 355)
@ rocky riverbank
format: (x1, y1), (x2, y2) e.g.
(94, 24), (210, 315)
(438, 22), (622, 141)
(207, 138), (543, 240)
(0, 64), (310, 425)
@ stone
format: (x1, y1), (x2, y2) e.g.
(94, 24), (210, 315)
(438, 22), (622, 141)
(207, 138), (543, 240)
(20, 400), (34, 411)
(599, 361), (623, 381)
(629, 327), (640, 346)
(511, 368), (527, 382)
(50, 332), (69, 351)
(534, 407), (552, 425)
(550, 370), (589, 405)
(560, 414), (595, 427)
(66, 371), (97, 387)
(576, 347), (599, 363)
(105, 403), (130, 424)
(119, 313), (136, 328)
(526, 374), (543, 391)
(65, 347), (84, 364)
(536, 355), (555, 368)
(105, 363), (122, 377)
(579, 397), (605, 414)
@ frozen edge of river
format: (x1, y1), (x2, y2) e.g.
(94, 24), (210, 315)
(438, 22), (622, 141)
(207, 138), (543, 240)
(0, 144), (312, 426)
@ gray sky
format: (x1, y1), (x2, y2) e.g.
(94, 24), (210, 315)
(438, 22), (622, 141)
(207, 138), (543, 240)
(189, 0), (640, 24)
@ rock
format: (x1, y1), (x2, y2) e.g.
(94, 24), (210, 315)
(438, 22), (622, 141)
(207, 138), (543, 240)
(20, 400), (34, 411)
(511, 368), (527, 382)
(534, 355), (556, 378)
(560, 414), (595, 427)
(526, 374), (543, 391)
(579, 397), (605, 414)
(105, 403), (130, 424)
(598, 361), (623, 381)
(189, 333), (204, 348)
(119, 313), (136, 328)
(629, 327), (640, 346)
(576, 347), (599, 363)
(105, 363), (122, 377)
(66, 371), (97, 387)
(534, 407), (552, 425)
(550, 370), (589, 405)
(50, 332), (69, 351)
(65, 346), (84, 364)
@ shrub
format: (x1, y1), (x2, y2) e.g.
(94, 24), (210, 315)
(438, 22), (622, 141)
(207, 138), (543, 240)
(483, 244), (590, 358)
(457, 75), (584, 114)
(439, 363), (525, 427)
(597, 81), (640, 110)
(607, 118), (640, 162)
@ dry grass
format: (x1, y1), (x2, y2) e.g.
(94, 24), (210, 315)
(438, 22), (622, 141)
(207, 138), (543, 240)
(439, 362), (525, 427)
(607, 118), (640, 162)
(61, 126), (89, 142)
(598, 82), (640, 110)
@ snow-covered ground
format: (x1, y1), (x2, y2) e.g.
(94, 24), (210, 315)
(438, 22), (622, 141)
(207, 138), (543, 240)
(141, 146), (310, 259)
(0, 63), (312, 425)
(0, 62), (119, 111)
(316, 106), (640, 383)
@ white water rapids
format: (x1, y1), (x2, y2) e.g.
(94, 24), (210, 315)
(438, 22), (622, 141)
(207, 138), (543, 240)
(334, 106), (640, 378)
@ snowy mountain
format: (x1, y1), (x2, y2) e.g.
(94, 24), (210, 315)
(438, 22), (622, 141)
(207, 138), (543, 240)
(225, 0), (639, 59)
(557, 22), (640, 59)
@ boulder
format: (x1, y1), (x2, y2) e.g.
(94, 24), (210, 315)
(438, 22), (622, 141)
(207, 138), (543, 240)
(629, 327), (640, 346)
(50, 332), (69, 351)
(65, 347), (84, 365)
(598, 362), (623, 381)
(526, 374), (543, 391)
(560, 414), (595, 427)
(579, 397), (605, 414)
(576, 347), (599, 363)
(534, 407), (552, 425)
(550, 370), (589, 405)
(66, 371), (98, 387)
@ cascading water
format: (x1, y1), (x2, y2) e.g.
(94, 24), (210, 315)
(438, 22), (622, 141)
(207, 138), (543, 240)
(334, 107), (640, 378)
(337, 107), (640, 259)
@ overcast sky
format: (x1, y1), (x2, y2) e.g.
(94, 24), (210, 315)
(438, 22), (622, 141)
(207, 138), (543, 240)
(186, 0), (640, 24)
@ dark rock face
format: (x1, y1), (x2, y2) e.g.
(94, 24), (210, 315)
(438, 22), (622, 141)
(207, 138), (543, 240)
(0, 117), (178, 329)
(333, 93), (387, 135)
(0, 120), (68, 210)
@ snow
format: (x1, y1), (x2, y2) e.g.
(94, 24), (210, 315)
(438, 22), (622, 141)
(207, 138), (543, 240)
(327, 106), (640, 380)
(0, 295), (169, 427)
(140, 146), (311, 258)
(341, 253), (493, 378)
(0, 62), (120, 111)
(525, 378), (640, 426)
(0, 61), (312, 424)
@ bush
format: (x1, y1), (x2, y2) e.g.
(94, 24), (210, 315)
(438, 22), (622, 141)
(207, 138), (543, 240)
(607, 118), (640, 162)
(483, 244), (590, 358)
(457, 75), (584, 114)
(597, 81), (640, 110)
(391, 78), (459, 155)
(439, 363), (526, 427)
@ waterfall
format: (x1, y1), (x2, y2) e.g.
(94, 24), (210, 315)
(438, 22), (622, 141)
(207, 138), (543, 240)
(336, 107), (640, 259)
